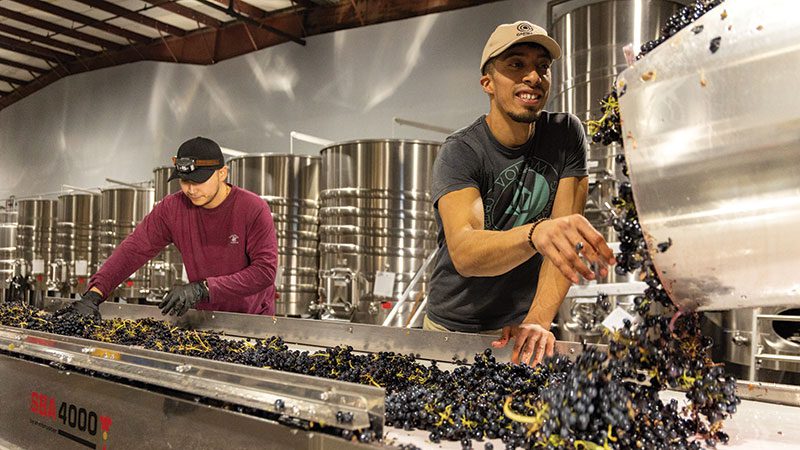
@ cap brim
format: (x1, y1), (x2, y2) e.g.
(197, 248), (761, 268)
(167, 167), (215, 184)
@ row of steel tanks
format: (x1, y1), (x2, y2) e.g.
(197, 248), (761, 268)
(1, 188), (154, 303)
(1, 140), (440, 328)
(226, 139), (440, 326)
(0, 207), (17, 299)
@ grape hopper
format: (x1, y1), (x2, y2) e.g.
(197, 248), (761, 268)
(2, 1), (800, 449)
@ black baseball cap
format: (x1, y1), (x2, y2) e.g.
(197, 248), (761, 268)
(168, 137), (225, 183)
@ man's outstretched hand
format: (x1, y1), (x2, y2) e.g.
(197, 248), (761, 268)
(159, 281), (209, 317)
(531, 214), (616, 284)
(491, 322), (555, 366)
(54, 290), (103, 320)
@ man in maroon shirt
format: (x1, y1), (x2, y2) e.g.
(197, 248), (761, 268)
(60, 137), (278, 318)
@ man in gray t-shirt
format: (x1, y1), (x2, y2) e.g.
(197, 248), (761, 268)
(426, 21), (615, 366)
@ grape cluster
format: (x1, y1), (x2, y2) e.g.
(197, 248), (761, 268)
(637, 0), (726, 59)
(497, 311), (739, 449)
(385, 349), (574, 448)
(566, 1), (740, 447)
(605, 311), (739, 448)
(586, 90), (623, 146)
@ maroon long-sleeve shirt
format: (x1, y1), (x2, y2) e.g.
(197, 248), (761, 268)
(89, 185), (278, 315)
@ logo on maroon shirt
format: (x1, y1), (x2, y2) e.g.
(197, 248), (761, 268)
(228, 234), (239, 245)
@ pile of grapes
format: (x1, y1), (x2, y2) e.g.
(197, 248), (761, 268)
(0, 284), (738, 450)
(580, 1), (741, 449)
(637, 0), (726, 59)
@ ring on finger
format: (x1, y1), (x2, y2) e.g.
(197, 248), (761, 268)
(575, 241), (584, 253)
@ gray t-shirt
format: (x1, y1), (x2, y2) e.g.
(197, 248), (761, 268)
(427, 111), (588, 332)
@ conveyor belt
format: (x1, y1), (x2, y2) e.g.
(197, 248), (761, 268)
(77, 299), (590, 363)
(1, 298), (800, 449)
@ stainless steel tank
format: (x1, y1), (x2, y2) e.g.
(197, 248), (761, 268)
(616, 0), (800, 310)
(318, 139), (440, 326)
(0, 209), (17, 291)
(98, 187), (154, 298)
(16, 199), (56, 291)
(550, 0), (681, 229)
(549, 0), (683, 123)
(720, 308), (800, 384)
(153, 165), (180, 201)
(228, 154), (320, 316)
(55, 193), (100, 295)
(549, 0), (682, 342)
(149, 166), (183, 300)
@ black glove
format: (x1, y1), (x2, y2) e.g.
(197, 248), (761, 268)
(55, 291), (103, 319)
(159, 281), (209, 316)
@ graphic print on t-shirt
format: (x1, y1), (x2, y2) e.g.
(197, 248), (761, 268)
(484, 157), (559, 230)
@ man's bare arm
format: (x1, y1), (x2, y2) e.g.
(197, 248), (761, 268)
(492, 176), (614, 365)
(438, 187), (535, 277)
(438, 185), (613, 281)
(524, 176), (589, 329)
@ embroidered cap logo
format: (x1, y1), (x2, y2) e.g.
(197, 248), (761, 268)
(516, 22), (534, 36)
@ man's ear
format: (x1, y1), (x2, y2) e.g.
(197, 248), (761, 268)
(480, 74), (494, 95)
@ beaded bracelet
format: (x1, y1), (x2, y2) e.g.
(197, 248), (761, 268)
(527, 218), (548, 252)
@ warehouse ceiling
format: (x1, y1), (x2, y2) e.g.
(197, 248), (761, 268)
(0, 0), (500, 111)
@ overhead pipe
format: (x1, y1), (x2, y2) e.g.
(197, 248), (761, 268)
(220, 147), (248, 158)
(105, 178), (149, 189)
(61, 184), (100, 195)
(290, 131), (334, 154)
(392, 117), (454, 136)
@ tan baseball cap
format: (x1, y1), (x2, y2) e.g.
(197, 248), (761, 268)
(480, 21), (562, 72)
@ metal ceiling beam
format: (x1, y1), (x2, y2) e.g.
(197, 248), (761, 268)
(0, 73), (27, 86)
(196, 0), (305, 45)
(302, 0), (505, 35)
(142, 0), (223, 29)
(0, 17), (303, 107)
(0, 57), (46, 74)
(208, 0), (268, 20)
(290, 0), (321, 9)
(0, 34), (74, 63)
(0, 23), (96, 56)
(70, 0), (188, 37)
(12, 0), (152, 43)
(0, 6), (123, 51)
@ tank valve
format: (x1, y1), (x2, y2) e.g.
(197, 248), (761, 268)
(732, 332), (750, 346)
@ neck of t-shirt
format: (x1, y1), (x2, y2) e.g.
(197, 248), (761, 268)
(485, 112), (535, 148)
(483, 116), (537, 155)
